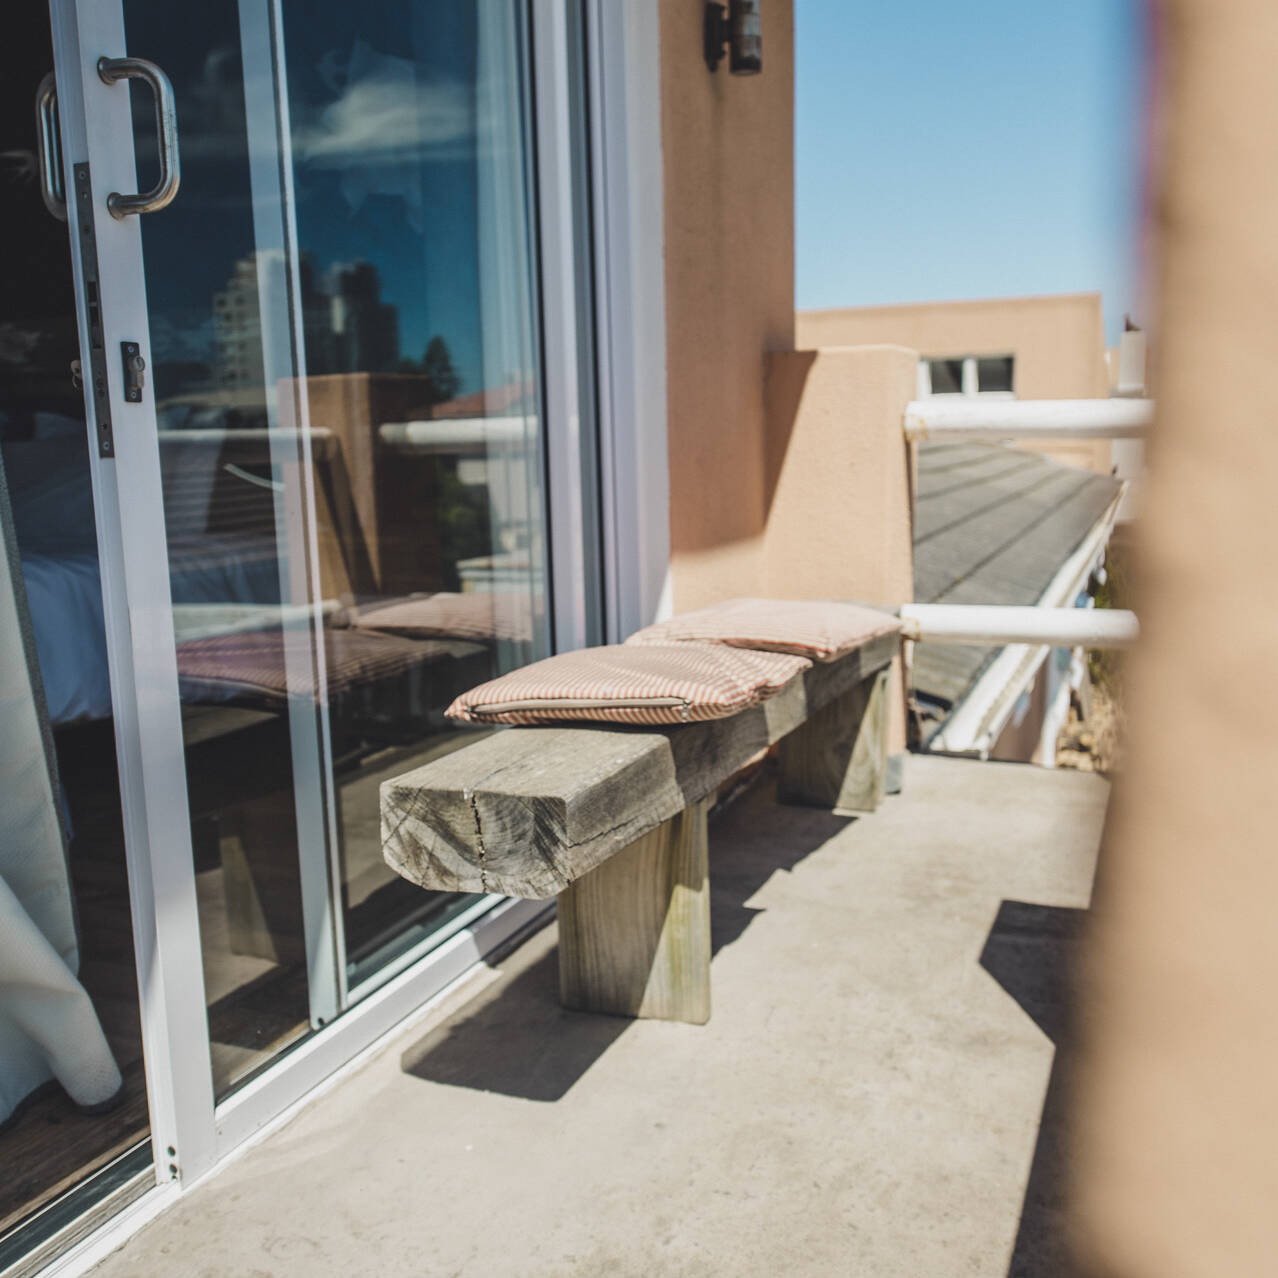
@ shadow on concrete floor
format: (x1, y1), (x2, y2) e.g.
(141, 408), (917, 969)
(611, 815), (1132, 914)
(980, 899), (1089, 1278)
(400, 793), (853, 1102)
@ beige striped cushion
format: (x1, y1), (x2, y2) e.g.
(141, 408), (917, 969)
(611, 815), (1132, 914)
(625, 598), (900, 662)
(445, 642), (810, 726)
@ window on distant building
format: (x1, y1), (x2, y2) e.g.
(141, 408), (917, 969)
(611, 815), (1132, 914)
(928, 358), (965, 394)
(919, 354), (1015, 398)
(976, 356), (1014, 393)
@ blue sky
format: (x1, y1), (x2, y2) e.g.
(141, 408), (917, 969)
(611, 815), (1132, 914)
(795, 0), (1147, 342)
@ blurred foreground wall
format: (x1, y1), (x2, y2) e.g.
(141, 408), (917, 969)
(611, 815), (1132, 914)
(1073, 3), (1278, 1274)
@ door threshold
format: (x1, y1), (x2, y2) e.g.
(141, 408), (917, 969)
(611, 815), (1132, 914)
(0, 1147), (156, 1278)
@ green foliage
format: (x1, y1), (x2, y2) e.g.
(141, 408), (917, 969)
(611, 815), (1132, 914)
(397, 334), (462, 406)
(1089, 542), (1131, 698)
(420, 335), (461, 405)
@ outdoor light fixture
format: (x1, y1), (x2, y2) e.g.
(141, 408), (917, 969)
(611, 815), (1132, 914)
(704, 0), (762, 74)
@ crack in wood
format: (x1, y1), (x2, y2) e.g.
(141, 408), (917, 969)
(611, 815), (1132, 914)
(467, 791), (489, 893)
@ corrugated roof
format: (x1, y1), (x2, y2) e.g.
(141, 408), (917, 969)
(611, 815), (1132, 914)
(911, 440), (1122, 718)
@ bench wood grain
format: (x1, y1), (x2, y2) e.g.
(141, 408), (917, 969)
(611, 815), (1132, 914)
(381, 630), (898, 901)
(558, 799), (710, 1023)
(777, 666), (890, 813)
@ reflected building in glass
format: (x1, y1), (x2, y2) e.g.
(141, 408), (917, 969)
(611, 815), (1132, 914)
(214, 255), (401, 390)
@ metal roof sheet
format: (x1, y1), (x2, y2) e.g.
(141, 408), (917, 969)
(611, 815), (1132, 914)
(911, 440), (1123, 716)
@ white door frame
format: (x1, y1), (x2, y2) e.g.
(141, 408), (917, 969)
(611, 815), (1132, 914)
(236, 0), (346, 1029)
(583, 0), (672, 639)
(52, 0), (218, 1189)
(532, 0), (599, 652)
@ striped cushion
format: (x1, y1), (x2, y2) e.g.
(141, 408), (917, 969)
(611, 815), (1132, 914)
(351, 591), (535, 644)
(625, 598), (900, 662)
(445, 643), (810, 726)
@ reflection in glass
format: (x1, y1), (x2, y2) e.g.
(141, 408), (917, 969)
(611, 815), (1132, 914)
(124, 0), (314, 1097)
(282, 0), (547, 982)
(123, 0), (549, 1096)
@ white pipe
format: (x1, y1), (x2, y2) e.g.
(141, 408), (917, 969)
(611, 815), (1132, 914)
(900, 604), (1139, 648)
(903, 398), (1153, 442)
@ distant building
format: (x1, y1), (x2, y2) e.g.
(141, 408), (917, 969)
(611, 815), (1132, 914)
(327, 260), (399, 374)
(212, 256), (265, 390)
(795, 293), (1127, 765)
(796, 292), (1114, 475)
(212, 255), (399, 389)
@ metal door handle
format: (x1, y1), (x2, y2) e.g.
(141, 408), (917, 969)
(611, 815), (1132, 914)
(96, 56), (180, 218)
(35, 72), (67, 222)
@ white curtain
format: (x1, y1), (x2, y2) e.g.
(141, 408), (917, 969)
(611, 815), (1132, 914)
(0, 456), (121, 1121)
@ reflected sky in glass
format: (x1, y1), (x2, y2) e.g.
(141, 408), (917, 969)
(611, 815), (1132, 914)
(284, 1), (485, 390)
(135, 0), (493, 399)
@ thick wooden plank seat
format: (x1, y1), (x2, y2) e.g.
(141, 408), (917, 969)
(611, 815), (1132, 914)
(380, 629), (898, 1023)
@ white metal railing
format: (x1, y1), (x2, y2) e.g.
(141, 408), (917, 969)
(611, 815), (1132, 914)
(903, 397), (1153, 442)
(899, 603), (1138, 649)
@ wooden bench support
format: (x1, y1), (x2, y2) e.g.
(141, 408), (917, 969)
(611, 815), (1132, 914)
(557, 799), (711, 1024)
(777, 667), (889, 813)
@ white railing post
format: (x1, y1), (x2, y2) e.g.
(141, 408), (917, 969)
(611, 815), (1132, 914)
(903, 398), (1154, 442)
(898, 604), (1139, 649)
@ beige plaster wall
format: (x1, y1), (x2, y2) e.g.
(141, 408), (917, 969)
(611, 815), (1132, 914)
(763, 346), (918, 750)
(657, 2), (916, 747)
(762, 347), (916, 607)
(1072, 3), (1278, 1275)
(798, 293), (1113, 474)
(659, 0), (795, 611)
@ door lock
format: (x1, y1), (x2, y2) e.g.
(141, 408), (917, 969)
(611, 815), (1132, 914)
(120, 342), (146, 402)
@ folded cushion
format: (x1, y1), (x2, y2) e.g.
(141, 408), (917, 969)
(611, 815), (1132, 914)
(625, 597), (900, 662)
(445, 642), (810, 726)
(350, 591), (534, 644)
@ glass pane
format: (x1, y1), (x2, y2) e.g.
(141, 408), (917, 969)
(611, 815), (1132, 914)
(929, 358), (964, 394)
(123, 0), (316, 1098)
(977, 356), (1014, 394)
(279, 0), (549, 985)
(0, 5), (150, 1248)
(122, 0), (550, 1095)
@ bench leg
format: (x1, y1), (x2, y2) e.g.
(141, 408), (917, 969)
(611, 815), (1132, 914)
(777, 667), (890, 813)
(557, 799), (711, 1024)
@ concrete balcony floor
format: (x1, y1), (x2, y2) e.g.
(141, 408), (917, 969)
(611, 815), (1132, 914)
(91, 755), (1107, 1278)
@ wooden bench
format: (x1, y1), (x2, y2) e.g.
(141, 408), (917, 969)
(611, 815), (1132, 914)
(380, 630), (899, 1024)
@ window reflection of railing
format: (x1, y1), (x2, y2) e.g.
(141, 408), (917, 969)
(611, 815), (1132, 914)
(157, 426), (338, 458)
(377, 416), (535, 455)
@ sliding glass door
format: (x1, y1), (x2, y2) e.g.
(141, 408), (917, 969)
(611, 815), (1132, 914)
(113, 0), (554, 1100)
(3, 0), (596, 1263)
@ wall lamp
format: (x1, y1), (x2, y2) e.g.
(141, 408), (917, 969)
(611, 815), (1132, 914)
(704, 0), (762, 74)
